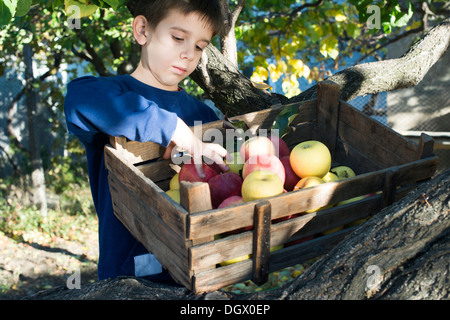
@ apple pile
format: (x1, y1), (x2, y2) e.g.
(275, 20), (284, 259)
(167, 135), (360, 212)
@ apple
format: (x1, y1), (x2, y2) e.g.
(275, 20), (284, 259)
(322, 225), (344, 235)
(285, 235), (314, 247)
(293, 176), (325, 191)
(280, 156), (300, 191)
(207, 172), (243, 208)
(293, 176), (326, 213)
(240, 136), (275, 162)
(330, 166), (356, 180)
(322, 171), (339, 183)
(290, 140), (331, 178)
(169, 172), (180, 190)
(225, 152), (244, 175)
(165, 189), (180, 204)
(269, 135), (290, 158)
(178, 161), (218, 183)
(218, 195), (244, 209)
(220, 254), (251, 266)
(241, 170), (284, 202)
(242, 154), (286, 185)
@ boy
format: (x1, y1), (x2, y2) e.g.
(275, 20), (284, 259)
(64, 0), (228, 284)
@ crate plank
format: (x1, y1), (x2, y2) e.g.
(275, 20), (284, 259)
(252, 201), (272, 285)
(188, 195), (381, 270)
(317, 80), (341, 157)
(104, 145), (188, 238)
(108, 174), (191, 287)
(338, 102), (419, 166)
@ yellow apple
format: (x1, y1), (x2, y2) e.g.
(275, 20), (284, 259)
(220, 254), (251, 266)
(225, 152), (244, 175)
(169, 172), (180, 190)
(330, 166), (356, 180)
(290, 140), (331, 178)
(322, 225), (344, 235)
(270, 244), (283, 252)
(322, 171), (339, 183)
(241, 170), (284, 202)
(165, 189), (180, 204)
(293, 176), (325, 190)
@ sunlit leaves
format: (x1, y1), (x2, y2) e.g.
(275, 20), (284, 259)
(64, 0), (98, 18)
(0, 0), (16, 25)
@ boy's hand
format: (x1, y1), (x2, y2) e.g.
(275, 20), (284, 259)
(163, 118), (231, 178)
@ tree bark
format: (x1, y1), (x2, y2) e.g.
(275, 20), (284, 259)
(192, 18), (450, 116)
(25, 169), (450, 300)
(23, 44), (47, 217)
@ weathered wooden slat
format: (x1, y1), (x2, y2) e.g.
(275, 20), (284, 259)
(251, 201), (271, 285)
(338, 102), (419, 167)
(317, 80), (341, 158)
(188, 195), (381, 271)
(187, 156), (438, 241)
(104, 145), (188, 238)
(108, 174), (191, 288)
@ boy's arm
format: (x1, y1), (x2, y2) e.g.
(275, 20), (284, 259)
(64, 76), (177, 147)
(164, 118), (230, 177)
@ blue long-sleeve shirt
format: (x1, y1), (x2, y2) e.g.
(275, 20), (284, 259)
(64, 74), (218, 281)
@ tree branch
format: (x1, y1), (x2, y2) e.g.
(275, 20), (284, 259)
(288, 17), (450, 103)
(192, 18), (449, 116)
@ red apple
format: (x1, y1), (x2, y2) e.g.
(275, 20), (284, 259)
(208, 172), (243, 208)
(269, 135), (290, 158)
(242, 154), (286, 185)
(217, 195), (244, 209)
(178, 161), (218, 183)
(285, 235), (314, 247)
(239, 136), (275, 162)
(280, 156), (300, 191)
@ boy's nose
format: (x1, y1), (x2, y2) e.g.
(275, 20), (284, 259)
(180, 46), (195, 61)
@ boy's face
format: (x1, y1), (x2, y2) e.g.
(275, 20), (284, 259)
(137, 10), (214, 91)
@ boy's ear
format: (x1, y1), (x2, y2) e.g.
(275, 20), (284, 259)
(133, 15), (150, 45)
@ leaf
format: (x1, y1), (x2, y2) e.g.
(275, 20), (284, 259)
(271, 103), (301, 138)
(251, 81), (272, 91)
(15, 0), (31, 17)
(0, 0), (16, 26)
(65, 0), (98, 18)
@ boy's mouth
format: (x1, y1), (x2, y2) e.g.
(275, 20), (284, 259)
(173, 66), (187, 75)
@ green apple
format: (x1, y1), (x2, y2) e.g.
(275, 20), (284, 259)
(241, 170), (284, 202)
(322, 171), (339, 183)
(290, 140), (331, 178)
(225, 152), (244, 175)
(169, 172), (180, 190)
(165, 189), (180, 204)
(330, 166), (356, 180)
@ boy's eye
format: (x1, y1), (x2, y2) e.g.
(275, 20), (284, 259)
(196, 45), (205, 52)
(172, 35), (184, 42)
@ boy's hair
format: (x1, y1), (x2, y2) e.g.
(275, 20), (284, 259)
(128, 0), (224, 37)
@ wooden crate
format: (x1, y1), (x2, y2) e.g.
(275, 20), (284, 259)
(104, 81), (438, 293)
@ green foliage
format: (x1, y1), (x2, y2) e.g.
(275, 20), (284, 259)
(0, 175), (96, 244)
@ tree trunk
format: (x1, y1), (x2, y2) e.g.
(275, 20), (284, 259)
(25, 169), (450, 300)
(192, 18), (450, 117)
(24, 44), (47, 216)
